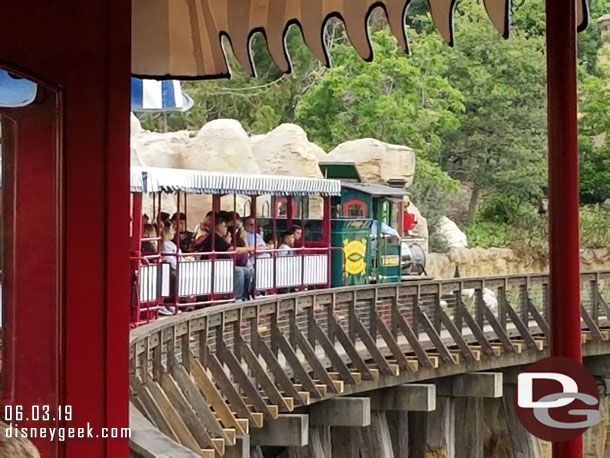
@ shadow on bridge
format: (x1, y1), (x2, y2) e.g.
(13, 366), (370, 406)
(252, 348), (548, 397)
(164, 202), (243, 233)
(129, 271), (610, 458)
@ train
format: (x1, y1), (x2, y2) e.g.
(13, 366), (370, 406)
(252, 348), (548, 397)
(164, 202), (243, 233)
(130, 165), (426, 324)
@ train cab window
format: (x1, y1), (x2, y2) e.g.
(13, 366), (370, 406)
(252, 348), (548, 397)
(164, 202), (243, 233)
(347, 203), (365, 217)
(390, 202), (400, 230)
(342, 199), (367, 218)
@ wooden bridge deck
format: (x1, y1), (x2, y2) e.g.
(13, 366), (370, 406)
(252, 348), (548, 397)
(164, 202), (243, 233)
(129, 271), (610, 457)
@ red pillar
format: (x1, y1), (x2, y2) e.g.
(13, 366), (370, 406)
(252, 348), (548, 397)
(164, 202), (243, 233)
(545, 0), (582, 456)
(0, 0), (130, 456)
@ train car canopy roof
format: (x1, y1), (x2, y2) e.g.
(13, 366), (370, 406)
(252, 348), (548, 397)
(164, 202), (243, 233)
(131, 166), (342, 196)
(132, 0), (588, 79)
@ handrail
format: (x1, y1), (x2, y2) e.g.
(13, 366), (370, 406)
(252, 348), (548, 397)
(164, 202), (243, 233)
(129, 270), (610, 456)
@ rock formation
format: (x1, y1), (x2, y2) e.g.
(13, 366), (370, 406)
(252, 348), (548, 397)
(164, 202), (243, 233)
(182, 119), (259, 173)
(427, 247), (610, 279)
(437, 216), (468, 249)
(326, 138), (416, 186)
(250, 124), (326, 177)
(130, 117), (425, 235)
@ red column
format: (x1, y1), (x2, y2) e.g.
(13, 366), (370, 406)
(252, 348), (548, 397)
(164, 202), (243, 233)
(545, 1), (582, 457)
(0, 0), (131, 456)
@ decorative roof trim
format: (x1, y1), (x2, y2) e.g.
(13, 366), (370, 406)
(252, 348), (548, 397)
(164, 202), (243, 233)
(132, 0), (588, 79)
(130, 167), (342, 196)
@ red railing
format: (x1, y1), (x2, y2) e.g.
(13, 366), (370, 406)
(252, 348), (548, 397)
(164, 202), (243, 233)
(130, 246), (343, 326)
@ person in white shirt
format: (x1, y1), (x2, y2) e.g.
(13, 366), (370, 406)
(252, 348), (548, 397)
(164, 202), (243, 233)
(244, 217), (266, 249)
(259, 233), (277, 258)
(159, 223), (180, 316)
(161, 223), (181, 270)
(277, 230), (296, 256)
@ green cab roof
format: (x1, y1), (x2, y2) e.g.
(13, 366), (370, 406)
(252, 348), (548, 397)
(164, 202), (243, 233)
(318, 161), (362, 182)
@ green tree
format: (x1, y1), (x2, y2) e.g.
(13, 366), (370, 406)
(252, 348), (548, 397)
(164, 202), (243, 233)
(579, 50), (610, 204)
(439, 2), (548, 224)
(295, 28), (464, 158)
(510, 0), (610, 73)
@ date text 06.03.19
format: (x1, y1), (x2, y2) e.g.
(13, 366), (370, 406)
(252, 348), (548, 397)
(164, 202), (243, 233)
(4, 405), (73, 423)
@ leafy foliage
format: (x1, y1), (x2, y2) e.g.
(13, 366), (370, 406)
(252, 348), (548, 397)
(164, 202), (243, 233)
(295, 28), (464, 157)
(580, 205), (610, 248)
(438, 2), (548, 223)
(409, 158), (460, 252)
(579, 50), (610, 204)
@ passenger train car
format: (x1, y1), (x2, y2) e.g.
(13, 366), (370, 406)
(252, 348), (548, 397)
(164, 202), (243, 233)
(129, 166), (426, 325)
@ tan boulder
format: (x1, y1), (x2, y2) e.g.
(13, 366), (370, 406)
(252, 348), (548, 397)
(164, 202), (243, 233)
(132, 119), (260, 221)
(326, 138), (415, 186)
(437, 216), (468, 249)
(131, 128), (191, 169)
(250, 124), (326, 177)
(182, 119), (260, 173)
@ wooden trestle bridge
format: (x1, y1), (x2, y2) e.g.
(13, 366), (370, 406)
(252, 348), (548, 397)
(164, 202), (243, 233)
(129, 271), (610, 458)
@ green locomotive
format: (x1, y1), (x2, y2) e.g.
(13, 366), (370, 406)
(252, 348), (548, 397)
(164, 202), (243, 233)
(319, 162), (424, 287)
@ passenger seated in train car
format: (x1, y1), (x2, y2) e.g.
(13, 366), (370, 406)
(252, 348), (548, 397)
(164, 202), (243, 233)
(142, 213), (150, 225)
(291, 225), (303, 246)
(141, 224), (158, 256)
(156, 211), (170, 229)
(160, 222), (181, 271)
(278, 230), (296, 256)
(229, 222), (249, 268)
(226, 211), (242, 230)
(256, 233), (277, 259)
(244, 216), (266, 249)
(198, 215), (254, 301)
(193, 211), (213, 248)
(171, 212), (195, 252)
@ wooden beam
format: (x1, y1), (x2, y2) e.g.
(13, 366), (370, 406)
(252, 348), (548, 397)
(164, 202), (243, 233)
(370, 384), (436, 412)
(332, 319), (374, 380)
(159, 373), (221, 453)
(309, 397), (371, 427)
(274, 330), (323, 398)
(437, 372), (503, 398)
(130, 404), (200, 458)
(353, 315), (395, 376)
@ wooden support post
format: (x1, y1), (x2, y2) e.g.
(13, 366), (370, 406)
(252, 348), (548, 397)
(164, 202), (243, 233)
(503, 385), (545, 458)
(331, 426), (361, 458)
(454, 398), (484, 458)
(424, 397), (455, 458)
(407, 412), (426, 458)
(359, 411), (395, 458)
(387, 411), (409, 458)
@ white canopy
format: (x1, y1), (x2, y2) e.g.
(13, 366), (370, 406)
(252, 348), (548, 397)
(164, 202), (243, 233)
(130, 166), (342, 197)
